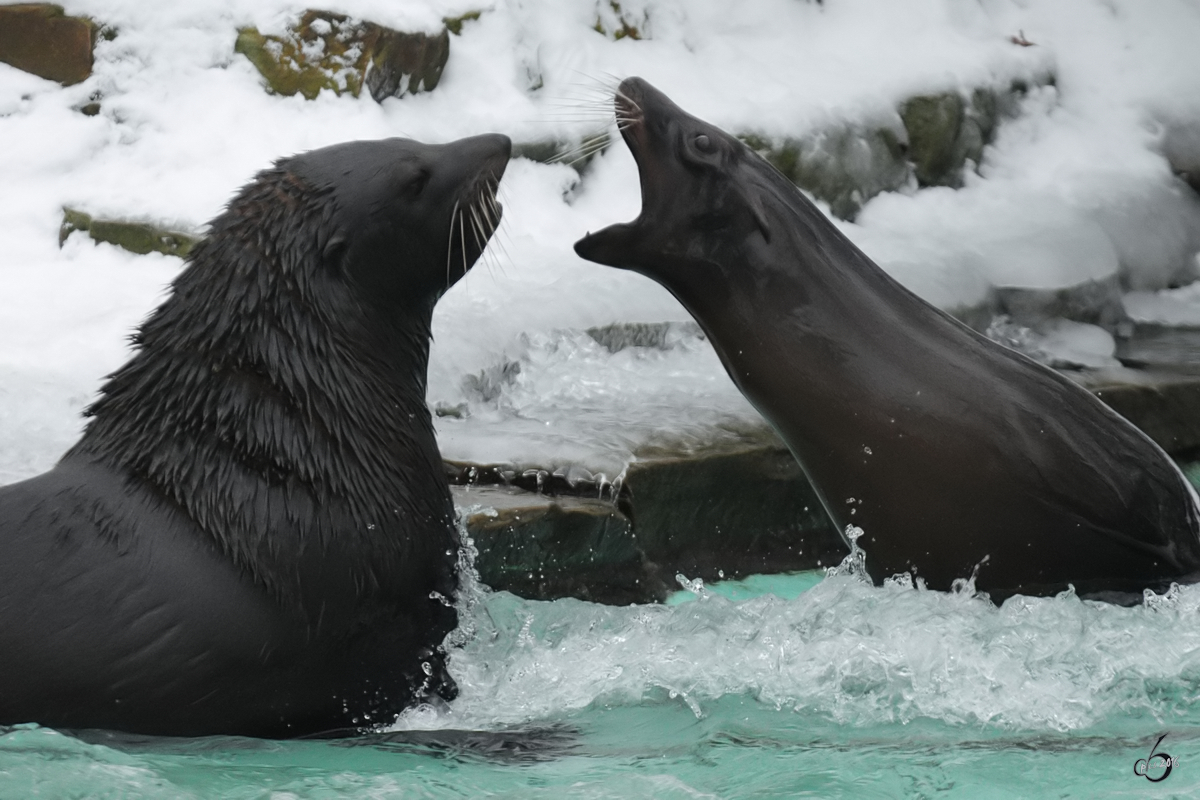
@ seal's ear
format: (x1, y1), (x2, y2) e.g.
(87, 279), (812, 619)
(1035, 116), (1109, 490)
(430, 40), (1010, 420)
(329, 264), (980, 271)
(323, 234), (348, 264)
(746, 192), (771, 244)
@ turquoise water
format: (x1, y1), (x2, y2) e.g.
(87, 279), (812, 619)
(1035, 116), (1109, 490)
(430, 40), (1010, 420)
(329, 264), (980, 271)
(4, 551), (1200, 799)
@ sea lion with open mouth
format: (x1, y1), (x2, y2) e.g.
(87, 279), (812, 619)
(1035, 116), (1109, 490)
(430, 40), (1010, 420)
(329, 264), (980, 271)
(0, 134), (510, 737)
(574, 77), (1200, 603)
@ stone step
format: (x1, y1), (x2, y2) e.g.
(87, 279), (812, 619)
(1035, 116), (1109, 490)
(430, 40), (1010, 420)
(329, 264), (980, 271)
(453, 484), (660, 605)
(453, 366), (1200, 606)
(1070, 366), (1200, 454)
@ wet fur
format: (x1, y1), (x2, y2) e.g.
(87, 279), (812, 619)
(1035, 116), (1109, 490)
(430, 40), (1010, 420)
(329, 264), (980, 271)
(0, 135), (509, 736)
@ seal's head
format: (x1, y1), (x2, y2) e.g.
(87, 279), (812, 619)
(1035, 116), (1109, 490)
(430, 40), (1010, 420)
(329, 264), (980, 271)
(75, 133), (512, 637)
(286, 134), (510, 306)
(574, 78), (774, 282)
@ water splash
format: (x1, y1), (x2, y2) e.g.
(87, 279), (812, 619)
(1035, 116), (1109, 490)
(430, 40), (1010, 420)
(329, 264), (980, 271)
(392, 543), (1200, 736)
(825, 523), (870, 581)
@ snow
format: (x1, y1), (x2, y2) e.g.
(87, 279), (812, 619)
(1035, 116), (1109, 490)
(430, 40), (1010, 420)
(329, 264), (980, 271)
(1124, 276), (1200, 327)
(2, 0), (1199, 480)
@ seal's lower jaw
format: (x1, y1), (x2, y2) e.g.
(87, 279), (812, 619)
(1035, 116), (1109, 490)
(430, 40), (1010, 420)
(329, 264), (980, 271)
(574, 221), (642, 268)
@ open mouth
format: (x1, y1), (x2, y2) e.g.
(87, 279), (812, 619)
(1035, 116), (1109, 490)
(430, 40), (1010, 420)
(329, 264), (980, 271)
(568, 80), (651, 267)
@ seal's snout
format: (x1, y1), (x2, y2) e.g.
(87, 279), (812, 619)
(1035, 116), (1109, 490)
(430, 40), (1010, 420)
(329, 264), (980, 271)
(449, 133), (511, 184)
(472, 132), (512, 169)
(438, 133), (510, 285)
(615, 79), (645, 125)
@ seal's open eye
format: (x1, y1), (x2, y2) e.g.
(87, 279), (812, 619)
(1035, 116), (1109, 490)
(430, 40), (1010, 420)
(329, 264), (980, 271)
(694, 134), (714, 153)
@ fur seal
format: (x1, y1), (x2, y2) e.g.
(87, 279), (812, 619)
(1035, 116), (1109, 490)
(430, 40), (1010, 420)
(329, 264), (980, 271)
(0, 133), (510, 737)
(575, 77), (1200, 603)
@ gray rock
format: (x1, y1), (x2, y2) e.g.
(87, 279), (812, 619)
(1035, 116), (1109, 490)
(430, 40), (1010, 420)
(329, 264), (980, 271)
(454, 484), (656, 604)
(740, 123), (911, 221)
(901, 80), (1048, 188)
(1163, 123), (1200, 194)
(620, 437), (848, 584)
(736, 78), (1050, 219)
(1116, 325), (1200, 369)
(585, 321), (703, 353)
(994, 275), (1130, 334)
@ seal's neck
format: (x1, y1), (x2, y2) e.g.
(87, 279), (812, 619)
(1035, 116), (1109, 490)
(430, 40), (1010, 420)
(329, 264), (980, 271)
(64, 187), (454, 615)
(659, 184), (955, 451)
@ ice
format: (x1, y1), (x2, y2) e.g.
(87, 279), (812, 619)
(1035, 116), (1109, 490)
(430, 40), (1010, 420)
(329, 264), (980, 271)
(1123, 278), (1200, 327)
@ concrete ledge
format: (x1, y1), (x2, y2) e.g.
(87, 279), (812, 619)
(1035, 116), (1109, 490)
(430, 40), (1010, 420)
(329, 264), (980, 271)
(1073, 367), (1200, 455)
(451, 365), (1200, 605)
(455, 485), (661, 604)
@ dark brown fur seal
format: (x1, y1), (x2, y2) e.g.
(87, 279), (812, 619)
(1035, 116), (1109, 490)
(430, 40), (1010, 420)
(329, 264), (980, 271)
(575, 77), (1200, 603)
(0, 133), (510, 737)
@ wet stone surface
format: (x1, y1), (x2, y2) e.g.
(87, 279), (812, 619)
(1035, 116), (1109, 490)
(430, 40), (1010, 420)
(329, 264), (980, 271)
(452, 362), (1200, 606)
(454, 484), (659, 604)
(1073, 366), (1200, 455)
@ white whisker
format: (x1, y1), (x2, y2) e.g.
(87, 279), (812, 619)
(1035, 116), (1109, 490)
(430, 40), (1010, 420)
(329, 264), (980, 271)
(614, 89), (642, 115)
(445, 199), (460, 291)
(469, 203), (488, 252)
(459, 203), (468, 279)
(551, 138), (611, 167)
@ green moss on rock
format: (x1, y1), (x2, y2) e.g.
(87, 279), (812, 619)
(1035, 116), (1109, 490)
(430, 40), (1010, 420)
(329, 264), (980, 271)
(742, 77), (1053, 213)
(60, 207), (200, 258)
(594, 0), (646, 40)
(901, 92), (965, 187)
(234, 9), (450, 102)
(900, 80), (1045, 188)
(443, 10), (482, 35)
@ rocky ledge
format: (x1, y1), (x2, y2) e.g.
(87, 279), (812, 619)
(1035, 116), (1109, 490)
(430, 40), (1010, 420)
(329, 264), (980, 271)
(456, 362), (1200, 606)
